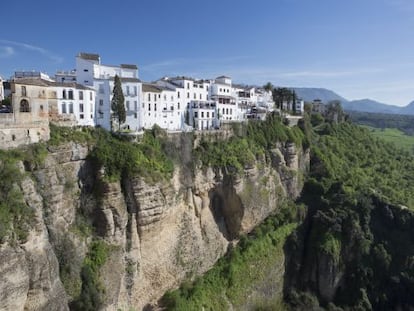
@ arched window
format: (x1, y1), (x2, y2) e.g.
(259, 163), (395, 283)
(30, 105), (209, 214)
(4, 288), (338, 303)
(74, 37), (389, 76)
(20, 99), (30, 112)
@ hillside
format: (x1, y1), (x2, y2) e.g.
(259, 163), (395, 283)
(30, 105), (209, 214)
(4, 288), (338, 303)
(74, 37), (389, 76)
(293, 87), (414, 115)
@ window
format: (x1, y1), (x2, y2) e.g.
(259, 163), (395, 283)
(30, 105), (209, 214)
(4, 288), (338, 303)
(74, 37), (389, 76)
(177, 91), (180, 98)
(206, 86), (209, 91)
(79, 91), (83, 100)
(90, 92), (93, 100)
(207, 112), (209, 118)
(61, 103), (66, 114)
(80, 103), (84, 113)
(133, 86), (137, 96)
(187, 83), (190, 89)
(134, 101), (138, 110)
(194, 93), (196, 99)
(201, 111), (204, 118)
(177, 102), (180, 109)
(20, 99), (30, 112)
(126, 86), (130, 95)
(154, 103), (157, 111)
(171, 95), (173, 101)
(230, 108), (232, 114)
(69, 103), (74, 114)
(99, 85), (104, 94)
(80, 114), (84, 119)
(194, 111), (198, 118)
(99, 112), (103, 119)
(222, 108), (225, 114)
(126, 101), (130, 110)
(226, 108), (228, 114)
(187, 92), (189, 98)
(21, 86), (27, 97)
(99, 99), (104, 106)
(199, 94), (202, 100)
(148, 103), (151, 111)
(83, 69), (89, 72)
(63, 90), (67, 99)
(170, 106), (173, 111)
(134, 113), (137, 119)
(219, 88), (222, 92)
(212, 112), (215, 118)
(148, 93), (151, 101)
(68, 90), (74, 100)
(154, 94), (157, 101)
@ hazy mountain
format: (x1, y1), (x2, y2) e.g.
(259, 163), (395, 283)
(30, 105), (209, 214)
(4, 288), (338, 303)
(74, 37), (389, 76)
(292, 87), (414, 115)
(292, 87), (348, 103)
(342, 99), (402, 114)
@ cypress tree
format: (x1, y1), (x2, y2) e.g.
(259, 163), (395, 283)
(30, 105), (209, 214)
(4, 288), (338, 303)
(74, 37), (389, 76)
(111, 75), (126, 131)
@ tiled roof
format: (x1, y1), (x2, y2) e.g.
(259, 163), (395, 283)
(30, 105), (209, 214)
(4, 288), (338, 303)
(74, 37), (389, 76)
(120, 64), (138, 69)
(142, 83), (162, 93)
(78, 52), (100, 61)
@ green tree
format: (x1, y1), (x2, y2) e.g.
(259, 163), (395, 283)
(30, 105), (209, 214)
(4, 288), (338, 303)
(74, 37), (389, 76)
(263, 82), (273, 92)
(111, 75), (126, 131)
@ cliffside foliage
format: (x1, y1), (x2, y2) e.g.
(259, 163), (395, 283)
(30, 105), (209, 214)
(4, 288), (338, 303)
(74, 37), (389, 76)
(285, 121), (414, 310)
(161, 202), (302, 310)
(71, 240), (110, 311)
(90, 126), (174, 181)
(0, 149), (38, 243)
(197, 114), (307, 174)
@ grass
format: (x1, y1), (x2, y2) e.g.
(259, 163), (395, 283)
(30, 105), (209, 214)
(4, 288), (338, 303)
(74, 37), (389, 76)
(363, 126), (414, 153)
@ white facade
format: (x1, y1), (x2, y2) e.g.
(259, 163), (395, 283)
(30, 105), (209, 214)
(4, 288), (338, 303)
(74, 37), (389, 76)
(189, 101), (218, 130)
(75, 53), (142, 131)
(54, 84), (96, 126)
(210, 76), (238, 121)
(0, 76), (4, 101)
(141, 83), (182, 130)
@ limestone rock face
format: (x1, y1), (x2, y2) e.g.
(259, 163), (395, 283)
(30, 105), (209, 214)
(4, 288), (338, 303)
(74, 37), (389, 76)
(0, 137), (308, 311)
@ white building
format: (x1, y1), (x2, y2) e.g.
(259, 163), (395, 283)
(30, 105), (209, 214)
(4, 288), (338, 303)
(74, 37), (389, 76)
(188, 101), (218, 130)
(54, 83), (96, 126)
(211, 76), (237, 122)
(74, 53), (142, 131)
(0, 76), (4, 101)
(141, 83), (182, 130)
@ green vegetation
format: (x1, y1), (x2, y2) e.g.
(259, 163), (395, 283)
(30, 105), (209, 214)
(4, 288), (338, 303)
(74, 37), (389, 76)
(90, 126), (173, 182)
(49, 123), (97, 146)
(111, 75), (126, 131)
(349, 111), (414, 135)
(72, 240), (110, 311)
(309, 123), (414, 207)
(161, 203), (302, 310)
(0, 149), (37, 242)
(285, 120), (414, 310)
(363, 126), (414, 153)
(197, 114), (307, 175)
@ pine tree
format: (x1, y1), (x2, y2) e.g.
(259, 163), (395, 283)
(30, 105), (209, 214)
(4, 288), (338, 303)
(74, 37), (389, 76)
(111, 75), (126, 131)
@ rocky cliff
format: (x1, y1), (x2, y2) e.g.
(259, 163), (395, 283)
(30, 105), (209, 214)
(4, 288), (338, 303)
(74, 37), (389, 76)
(0, 133), (308, 310)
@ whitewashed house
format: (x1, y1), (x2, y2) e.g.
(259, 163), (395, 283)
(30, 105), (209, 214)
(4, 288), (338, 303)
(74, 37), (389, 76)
(210, 76), (237, 122)
(53, 83), (96, 126)
(74, 53), (142, 131)
(141, 83), (182, 130)
(188, 100), (218, 130)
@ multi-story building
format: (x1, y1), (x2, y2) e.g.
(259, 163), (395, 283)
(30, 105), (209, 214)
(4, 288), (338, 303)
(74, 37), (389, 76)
(210, 76), (237, 121)
(188, 100), (218, 130)
(75, 53), (142, 131)
(53, 83), (96, 126)
(141, 83), (182, 130)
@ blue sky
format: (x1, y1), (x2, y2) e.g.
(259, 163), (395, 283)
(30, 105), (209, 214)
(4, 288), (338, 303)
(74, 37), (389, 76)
(1, 0), (414, 106)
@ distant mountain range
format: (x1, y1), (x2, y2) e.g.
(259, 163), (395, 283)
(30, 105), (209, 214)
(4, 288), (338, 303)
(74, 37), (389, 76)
(291, 87), (414, 115)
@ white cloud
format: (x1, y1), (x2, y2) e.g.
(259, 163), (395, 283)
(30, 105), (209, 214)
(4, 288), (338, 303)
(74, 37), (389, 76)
(0, 39), (63, 63)
(0, 46), (14, 58)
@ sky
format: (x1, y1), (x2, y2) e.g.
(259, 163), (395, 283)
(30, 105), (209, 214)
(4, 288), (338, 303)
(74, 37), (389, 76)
(1, 0), (414, 106)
